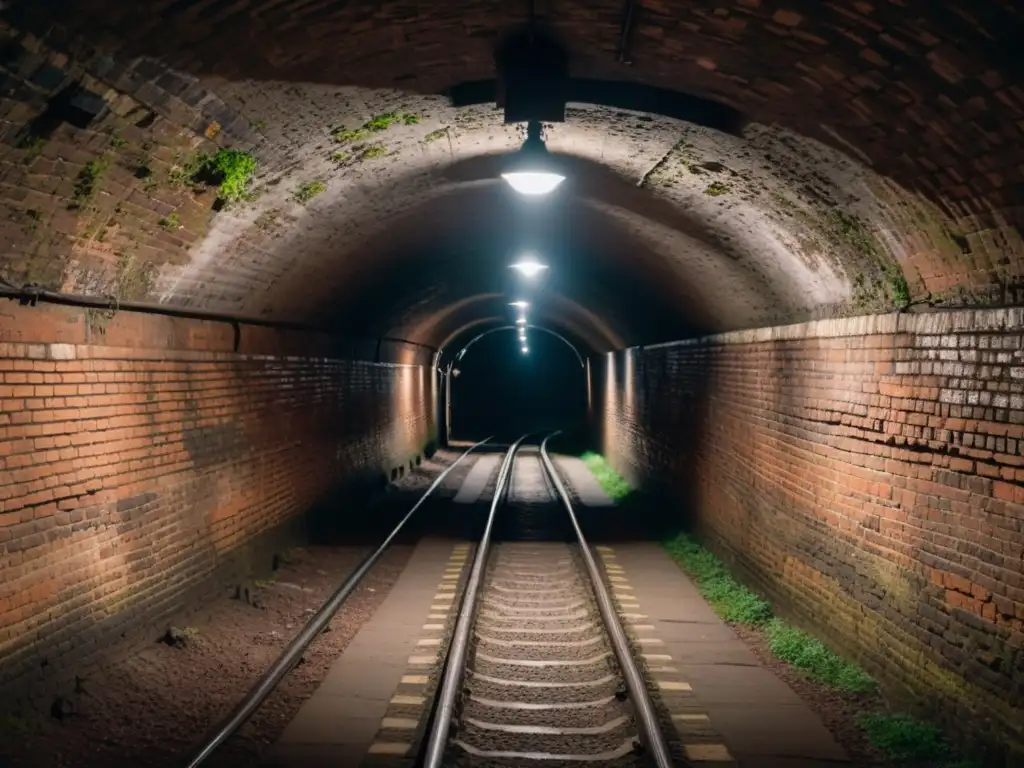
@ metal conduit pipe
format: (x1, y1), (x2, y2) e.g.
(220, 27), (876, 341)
(182, 436), (492, 768)
(539, 432), (674, 768)
(0, 284), (437, 357)
(422, 434), (529, 768)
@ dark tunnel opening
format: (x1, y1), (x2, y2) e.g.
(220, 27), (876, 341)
(450, 327), (587, 442)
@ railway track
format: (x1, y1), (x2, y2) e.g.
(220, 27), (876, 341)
(183, 434), (678, 768)
(423, 435), (673, 768)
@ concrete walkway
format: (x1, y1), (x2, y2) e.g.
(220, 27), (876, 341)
(452, 454), (498, 504)
(555, 455), (615, 506)
(602, 542), (849, 767)
(263, 537), (467, 767)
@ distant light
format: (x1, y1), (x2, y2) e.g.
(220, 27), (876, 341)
(510, 259), (548, 278)
(509, 301), (529, 309)
(515, 318), (527, 325)
(502, 171), (565, 196)
(521, 346), (529, 354)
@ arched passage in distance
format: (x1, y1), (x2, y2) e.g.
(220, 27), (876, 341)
(449, 327), (587, 441)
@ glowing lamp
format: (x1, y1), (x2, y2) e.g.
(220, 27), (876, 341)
(501, 121), (565, 197)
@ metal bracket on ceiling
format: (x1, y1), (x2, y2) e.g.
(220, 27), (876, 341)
(617, 0), (638, 65)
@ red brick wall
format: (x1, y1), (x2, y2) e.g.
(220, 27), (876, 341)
(593, 309), (1024, 759)
(0, 303), (434, 697)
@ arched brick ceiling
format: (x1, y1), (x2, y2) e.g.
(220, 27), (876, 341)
(5, 1), (1023, 351)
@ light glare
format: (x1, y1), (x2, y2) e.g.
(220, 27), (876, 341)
(509, 301), (529, 309)
(521, 346), (529, 354)
(515, 318), (527, 325)
(502, 171), (565, 196)
(510, 259), (548, 278)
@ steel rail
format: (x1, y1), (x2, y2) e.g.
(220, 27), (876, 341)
(422, 434), (529, 768)
(539, 432), (674, 768)
(183, 437), (493, 768)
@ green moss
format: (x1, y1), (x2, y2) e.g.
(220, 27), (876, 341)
(705, 181), (730, 196)
(331, 126), (372, 143)
(294, 179), (327, 204)
(332, 111), (419, 143)
(330, 151), (350, 163)
(827, 209), (882, 260)
(579, 452), (632, 502)
(764, 618), (875, 693)
(71, 157), (110, 209)
(108, 135), (128, 149)
(158, 212), (180, 231)
(857, 713), (948, 762)
(665, 533), (773, 624)
(888, 264), (911, 309)
(359, 144), (388, 159)
(423, 128), (449, 143)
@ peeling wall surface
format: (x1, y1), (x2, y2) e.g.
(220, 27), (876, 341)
(0, 0), (1021, 756)
(594, 309), (1024, 757)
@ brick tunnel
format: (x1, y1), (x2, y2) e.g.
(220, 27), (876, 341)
(0, 1), (1023, 766)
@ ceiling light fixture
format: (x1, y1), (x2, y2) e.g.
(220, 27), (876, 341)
(521, 346), (529, 354)
(510, 258), (548, 278)
(509, 301), (529, 309)
(515, 318), (527, 325)
(502, 122), (565, 196)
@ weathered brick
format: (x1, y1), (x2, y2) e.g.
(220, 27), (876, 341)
(0, 303), (434, 700)
(594, 310), (1024, 759)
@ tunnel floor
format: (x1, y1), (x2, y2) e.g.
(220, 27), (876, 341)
(4, 450), (894, 767)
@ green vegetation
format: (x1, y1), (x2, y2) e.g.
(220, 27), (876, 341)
(705, 181), (730, 196)
(331, 126), (372, 143)
(827, 209), (882, 259)
(888, 264), (911, 309)
(579, 452), (632, 502)
(205, 148), (257, 203)
(71, 157), (110, 209)
(663, 533), (773, 624)
(764, 618), (875, 692)
(359, 144), (388, 159)
(331, 111), (420, 143)
(330, 151), (350, 164)
(294, 179), (327, 204)
(856, 713), (978, 766)
(169, 148), (257, 205)
(108, 135), (128, 149)
(423, 127), (449, 143)
(158, 212), (180, 231)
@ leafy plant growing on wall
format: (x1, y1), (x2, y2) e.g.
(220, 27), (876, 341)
(169, 148), (258, 206)
(888, 264), (911, 309)
(71, 158), (110, 209)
